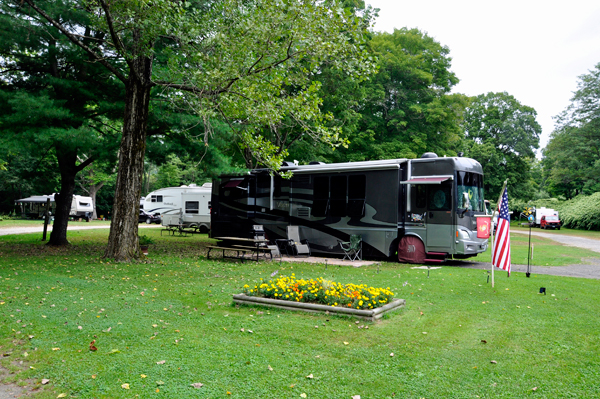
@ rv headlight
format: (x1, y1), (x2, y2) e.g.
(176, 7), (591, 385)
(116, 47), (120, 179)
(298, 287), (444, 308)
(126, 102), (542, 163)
(457, 229), (470, 240)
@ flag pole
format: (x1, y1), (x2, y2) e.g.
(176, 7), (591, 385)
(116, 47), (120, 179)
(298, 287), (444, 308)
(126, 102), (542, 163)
(491, 179), (508, 288)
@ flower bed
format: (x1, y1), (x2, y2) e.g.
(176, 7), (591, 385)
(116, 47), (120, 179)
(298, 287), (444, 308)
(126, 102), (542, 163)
(242, 274), (396, 310)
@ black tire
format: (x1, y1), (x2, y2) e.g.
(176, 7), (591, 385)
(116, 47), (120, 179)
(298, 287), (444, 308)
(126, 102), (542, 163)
(146, 217), (152, 224)
(557, 227), (560, 230)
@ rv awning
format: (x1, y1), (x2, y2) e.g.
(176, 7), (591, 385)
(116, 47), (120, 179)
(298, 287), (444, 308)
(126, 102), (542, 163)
(224, 180), (244, 188)
(400, 176), (453, 185)
(14, 195), (55, 203)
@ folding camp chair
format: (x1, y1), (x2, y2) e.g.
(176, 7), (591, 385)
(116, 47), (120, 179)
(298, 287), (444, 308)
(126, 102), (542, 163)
(338, 234), (362, 261)
(285, 226), (310, 257)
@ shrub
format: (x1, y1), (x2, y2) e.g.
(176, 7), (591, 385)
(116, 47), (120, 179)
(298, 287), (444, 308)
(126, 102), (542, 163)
(138, 235), (155, 245)
(558, 193), (600, 230)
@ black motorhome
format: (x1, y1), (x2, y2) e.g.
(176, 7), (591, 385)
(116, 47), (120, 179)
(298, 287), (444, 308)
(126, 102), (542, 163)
(210, 153), (489, 263)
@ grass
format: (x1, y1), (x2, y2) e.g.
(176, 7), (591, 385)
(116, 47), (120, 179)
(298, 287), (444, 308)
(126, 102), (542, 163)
(1, 228), (600, 398)
(471, 233), (599, 266)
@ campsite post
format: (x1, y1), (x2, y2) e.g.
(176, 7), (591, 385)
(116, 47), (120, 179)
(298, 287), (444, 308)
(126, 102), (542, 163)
(42, 197), (51, 241)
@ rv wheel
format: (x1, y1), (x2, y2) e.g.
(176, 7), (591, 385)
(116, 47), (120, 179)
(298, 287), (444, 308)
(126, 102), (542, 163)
(146, 217), (152, 224)
(199, 225), (209, 234)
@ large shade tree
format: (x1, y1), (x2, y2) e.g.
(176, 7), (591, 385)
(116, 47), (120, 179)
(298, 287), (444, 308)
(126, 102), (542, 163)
(543, 62), (600, 198)
(462, 92), (541, 200)
(0, 1), (123, 244)
(327, 28), (469, 163)
(17, 0), (375, 261)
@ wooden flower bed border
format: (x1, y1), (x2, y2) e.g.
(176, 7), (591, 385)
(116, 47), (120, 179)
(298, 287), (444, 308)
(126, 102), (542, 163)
(232, 294), (405, 321)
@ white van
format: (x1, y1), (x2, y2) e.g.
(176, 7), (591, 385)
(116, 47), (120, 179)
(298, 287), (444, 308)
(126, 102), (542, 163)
(143, 183), (212, 232)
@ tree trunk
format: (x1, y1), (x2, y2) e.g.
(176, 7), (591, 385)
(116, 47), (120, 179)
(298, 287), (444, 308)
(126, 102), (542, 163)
(48, 147), (78, 246)
(104, 57), (152, 261)
(88, 182), (104, 220)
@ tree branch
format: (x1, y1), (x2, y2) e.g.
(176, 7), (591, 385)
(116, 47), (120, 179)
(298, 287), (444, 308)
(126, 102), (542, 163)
(21, 0), (127, 84)
(75, 155), (96, 173)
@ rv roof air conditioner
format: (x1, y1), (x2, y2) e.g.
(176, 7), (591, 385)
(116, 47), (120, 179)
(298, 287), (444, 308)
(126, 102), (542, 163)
(281, 161), (295, 167)
(421, 152), (438, 159)
(309, 161), (325, 165)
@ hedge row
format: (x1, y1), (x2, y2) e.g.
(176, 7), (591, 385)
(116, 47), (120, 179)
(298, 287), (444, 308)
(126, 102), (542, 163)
(557, 193), (600, 230)
(508, 194), (600, 231)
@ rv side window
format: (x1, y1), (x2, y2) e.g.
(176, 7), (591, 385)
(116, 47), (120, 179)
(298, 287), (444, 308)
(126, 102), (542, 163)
(79, 202), (90, 207)
(347, 175), (366, 218)
(185, 201), (199, 214)
(151, 195), (163, 203)
(428, 183), (452, 211)
(312, 176), (329, 217)
(330, 176), (347, 217)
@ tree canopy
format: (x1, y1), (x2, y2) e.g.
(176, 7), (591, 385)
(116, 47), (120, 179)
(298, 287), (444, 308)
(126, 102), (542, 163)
(13, 0), (376, 260)
(462, 91), (541, 200)
(319, 28), (468, 163)
(543, 63), (600, 198)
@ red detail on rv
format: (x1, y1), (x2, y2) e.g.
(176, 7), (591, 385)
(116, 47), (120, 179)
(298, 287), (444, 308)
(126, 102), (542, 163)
(476, 217), (491, 239)
(224, 180), (243, 188)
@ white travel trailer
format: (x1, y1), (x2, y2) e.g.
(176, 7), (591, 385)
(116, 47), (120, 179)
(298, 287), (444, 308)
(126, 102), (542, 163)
(15, 194), (94, 221)
(143, 183), (212, 232)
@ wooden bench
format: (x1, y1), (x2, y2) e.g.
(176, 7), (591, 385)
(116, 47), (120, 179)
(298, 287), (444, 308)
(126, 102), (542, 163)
(206, 245), (252, 262)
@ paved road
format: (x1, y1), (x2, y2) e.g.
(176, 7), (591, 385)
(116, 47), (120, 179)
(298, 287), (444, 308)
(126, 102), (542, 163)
(511, 229), (600, 253)
(0, 223), (159, 236)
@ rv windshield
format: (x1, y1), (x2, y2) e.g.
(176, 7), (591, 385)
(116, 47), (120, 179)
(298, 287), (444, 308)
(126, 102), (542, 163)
(456, 171), (485, 212)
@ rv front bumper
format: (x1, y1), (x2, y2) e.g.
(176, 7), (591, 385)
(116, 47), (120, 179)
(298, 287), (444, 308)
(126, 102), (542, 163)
(455, 237), (488, 255)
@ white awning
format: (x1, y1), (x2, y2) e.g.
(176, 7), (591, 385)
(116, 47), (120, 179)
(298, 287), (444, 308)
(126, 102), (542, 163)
(400, 176), (453, 185)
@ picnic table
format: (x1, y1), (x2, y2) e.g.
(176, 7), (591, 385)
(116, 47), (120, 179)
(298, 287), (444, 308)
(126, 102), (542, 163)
(161, 224), (191, 237)
(208, 236), (278, 262)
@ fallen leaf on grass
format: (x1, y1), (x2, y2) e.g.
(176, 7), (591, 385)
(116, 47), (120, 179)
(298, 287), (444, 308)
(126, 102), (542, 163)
(481, 340), (487, 344)
(390, 353), (394, 357)
(156, 360), (166, 364)
(89, 340), (97, 351)
(532, 387), (538, 391)
(57, 394), (67, 398)
(52, 348), (60, 351)
(268, 365), (273, 371)
(156, 381), (164, 386)
(140, 374), (147, 378)
(103, 327), (112, 333)
(91, 375), (96, 379)
(41, 379), (50, 385)
(306, 373), (313, 379)
(121, 383), (130, 389)
(108, 349), (120, 354)
(352, 396), (361, 399)
(491, 360), (497, 364)
(300, 394), (307, 398)
(343, 342), (349, 345)
(190, 382), (204, 389)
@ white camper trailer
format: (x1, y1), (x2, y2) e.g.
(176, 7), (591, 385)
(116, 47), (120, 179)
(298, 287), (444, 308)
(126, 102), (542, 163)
(15, 194), (94, 221)
(143, 183), (212, 232)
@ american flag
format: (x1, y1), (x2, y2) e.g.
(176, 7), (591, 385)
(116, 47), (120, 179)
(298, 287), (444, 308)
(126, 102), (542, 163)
(492, 187), (511, 275)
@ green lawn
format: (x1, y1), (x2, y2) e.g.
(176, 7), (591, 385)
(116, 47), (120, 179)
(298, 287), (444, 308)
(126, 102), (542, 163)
(1, 229), (600, 398)
(471, 233), (599, 266)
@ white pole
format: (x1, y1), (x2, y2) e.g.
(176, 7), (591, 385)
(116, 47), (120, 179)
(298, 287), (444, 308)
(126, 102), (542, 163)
(491, 219), (495, 288)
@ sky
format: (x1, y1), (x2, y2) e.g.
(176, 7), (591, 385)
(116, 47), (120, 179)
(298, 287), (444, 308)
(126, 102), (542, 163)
(366, 0), (600, 155)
